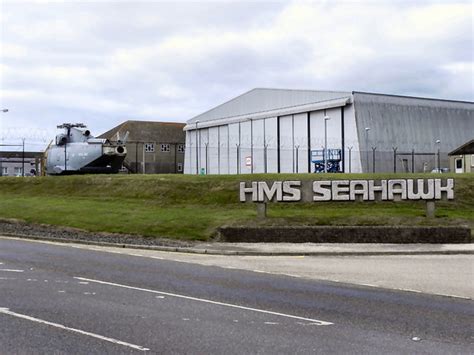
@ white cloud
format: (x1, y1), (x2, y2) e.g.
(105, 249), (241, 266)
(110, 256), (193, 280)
(0, 0), (472, 150)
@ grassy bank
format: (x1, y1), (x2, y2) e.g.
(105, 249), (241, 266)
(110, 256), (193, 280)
(0, 173), (472, 240)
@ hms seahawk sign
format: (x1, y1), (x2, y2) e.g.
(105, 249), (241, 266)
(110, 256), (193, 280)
(240, 179), (454, 202)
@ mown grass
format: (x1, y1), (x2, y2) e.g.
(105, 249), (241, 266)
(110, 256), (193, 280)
(0, 173), (472, 240)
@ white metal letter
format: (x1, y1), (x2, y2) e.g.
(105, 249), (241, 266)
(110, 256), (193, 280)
(332, 180), (350, 201)
(434, 178), (454, 200)
(258, 181), (283, 202)
(349, 180), (369, 201)
(407, 179), (434, 200)
(240, 182), (258, 202)
(283, 181), (301, 201)
(313, 181), (331, 201)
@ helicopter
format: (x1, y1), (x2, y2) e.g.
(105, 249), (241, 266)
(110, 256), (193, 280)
(45, 123), (128, 175)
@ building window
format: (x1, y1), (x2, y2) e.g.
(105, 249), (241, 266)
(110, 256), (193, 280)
(177, 144), (185, 153)
(1, 167), (7, 176)
(144, 143), (155, 153)
(14, 167), (23, 176)
(177, 163), (183, 172)
(161, 144), (170, 152)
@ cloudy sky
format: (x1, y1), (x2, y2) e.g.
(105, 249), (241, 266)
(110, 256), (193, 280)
(0, 0), (472, 151)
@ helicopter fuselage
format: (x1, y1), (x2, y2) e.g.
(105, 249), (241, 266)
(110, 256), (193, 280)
(45, 124), (127, 175)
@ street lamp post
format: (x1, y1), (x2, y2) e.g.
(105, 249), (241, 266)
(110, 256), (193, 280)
(195, 120), (199, 175)
(365, 127), (371, 173)
(324, 116), (330, 173)
(436, 139), (441, 171)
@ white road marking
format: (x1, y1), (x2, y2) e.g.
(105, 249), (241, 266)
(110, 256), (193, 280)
(0, 269), (24, 273)
(0, 277), (16, 280)
(252, 270), (272, 274)
(264, 322), (279, 325)
(282, 273), (301, 278)
(0, 307), (149, 351)
(360, 283), (378, 288)
(74, 277), (333, 326)
(78, 281), (89, 285)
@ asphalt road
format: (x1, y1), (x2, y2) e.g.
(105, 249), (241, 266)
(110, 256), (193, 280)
(0, 238), (472, 354)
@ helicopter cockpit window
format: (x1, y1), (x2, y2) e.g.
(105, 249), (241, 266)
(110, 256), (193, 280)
(144, 143), (155, 153)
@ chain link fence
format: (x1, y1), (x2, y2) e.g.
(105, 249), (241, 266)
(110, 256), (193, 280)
(188, 144), (450, 174)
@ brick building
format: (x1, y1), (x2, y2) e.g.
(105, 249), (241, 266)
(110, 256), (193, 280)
(100, 120), (185, 174)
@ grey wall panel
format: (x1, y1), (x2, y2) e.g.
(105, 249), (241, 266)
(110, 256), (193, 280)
(184, 132), (192, 174)
(354, 93), (474, 172)
(279, 115), (294, 173)
(218, 125), (229, 174)
(309, 108), (344, 172)
(293, 113), (308, 173)
(251, 119), (265, 173)
(240, 120), (252, 174)
(228, 123), (240, 174)
(199, 128), (208, 174)
(309, 110), (325, 172)
(309, 110), (325, 150)
(264, 117), (278, 173)
(207, 127), (219, 174)
(343, 104), (363, 173)
(187, 130), (199, 174)
(326, 107), (342, 152)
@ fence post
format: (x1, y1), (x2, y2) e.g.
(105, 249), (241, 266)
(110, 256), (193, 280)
(348, 147), (352, 173)
(264, 144), (268, 173)
(236, 144), (240, 174)
(295, 145), (299, 173)
(372, 147), (377, 173)
(205, 143), (209, 174)
(437, 148), (441, 171)
(250, 143), (254, 174)
(411, 149), (415, 173)
(392, 147), (398, 173)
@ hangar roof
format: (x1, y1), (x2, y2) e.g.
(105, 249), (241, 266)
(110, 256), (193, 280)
(100, 120), (185, 143)
(187, 88), (351, 125)
(449, 139), (474, 155)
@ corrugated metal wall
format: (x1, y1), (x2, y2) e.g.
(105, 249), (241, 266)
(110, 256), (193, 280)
(354, 93), (474, 173)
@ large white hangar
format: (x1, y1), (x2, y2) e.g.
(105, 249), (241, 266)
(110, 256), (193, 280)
(183, 88), (473, 174)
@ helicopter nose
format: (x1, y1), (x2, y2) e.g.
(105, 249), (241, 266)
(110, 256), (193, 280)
(115, 146), (126, 155)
